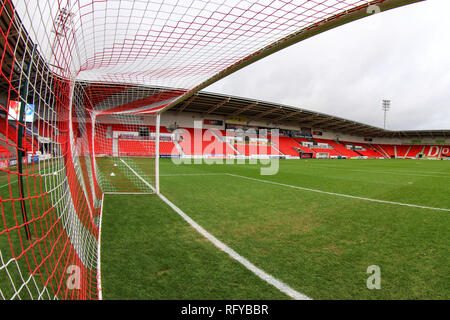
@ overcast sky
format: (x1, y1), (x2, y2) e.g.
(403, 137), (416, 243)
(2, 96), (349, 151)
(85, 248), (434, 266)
(205, 0), (450, 131)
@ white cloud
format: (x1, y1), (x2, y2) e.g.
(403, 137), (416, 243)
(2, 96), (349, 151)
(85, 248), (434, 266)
(205, 0), (450, 130)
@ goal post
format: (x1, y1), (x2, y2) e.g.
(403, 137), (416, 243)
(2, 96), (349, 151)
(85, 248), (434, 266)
(92, 111), (161, 194)
(155, 113), (160, 195)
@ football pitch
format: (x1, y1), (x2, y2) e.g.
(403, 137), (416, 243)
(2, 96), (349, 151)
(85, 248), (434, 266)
(99, 158), (449, 300)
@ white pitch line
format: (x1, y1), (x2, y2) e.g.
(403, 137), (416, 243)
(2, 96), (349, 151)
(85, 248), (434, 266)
(97, 193), (105, 301)
(119, 159), (310, 300)
(157, 192), (311, 300)
(0, 180), (18, 189)
(119, 158), (156, 193)
(226, 173), (450, 213)
(103, 192), (153, 195)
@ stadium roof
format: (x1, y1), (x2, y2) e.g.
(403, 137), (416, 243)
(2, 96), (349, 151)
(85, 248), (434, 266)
(168, 89), (450, 138)
(0, 2), (51, 94)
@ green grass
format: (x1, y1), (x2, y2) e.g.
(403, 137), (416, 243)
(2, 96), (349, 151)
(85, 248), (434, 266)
(99, 158), (449, 300)
(95, 157), (155, 193)
(100, 194), (288, 299)
(1, 157), (449, 300)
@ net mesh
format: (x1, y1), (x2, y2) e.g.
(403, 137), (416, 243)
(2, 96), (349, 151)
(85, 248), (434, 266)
(0, 0), (99, 299)
(0, 0), (417, 300)
(12, 0), (389, 89)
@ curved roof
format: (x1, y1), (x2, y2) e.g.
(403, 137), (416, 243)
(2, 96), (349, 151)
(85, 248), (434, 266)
(168, 89), (450, 138)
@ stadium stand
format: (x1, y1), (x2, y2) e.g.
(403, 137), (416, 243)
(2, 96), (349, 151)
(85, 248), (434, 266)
(372, 144), (393, 158)
(234, 143), (282, 156)
(318, 139), (360, 158)
(275, 136), (304, 157)
(177, 128), (237, 156)
(340, 141), (385, 158)
(0, 144), (13, 158)
(405, 145), (425, 158)
(0, 117), (37, 153)
(3, 114), (447, 161)
(291, 138), (316, 155)
(396, 145), (410, 158)
(67, 121), (450, 160)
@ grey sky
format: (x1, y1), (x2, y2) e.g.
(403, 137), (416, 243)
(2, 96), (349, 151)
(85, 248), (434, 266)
(205, 0), (450, 131)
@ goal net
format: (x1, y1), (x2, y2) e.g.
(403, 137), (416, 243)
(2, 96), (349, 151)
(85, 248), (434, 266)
(93, 113), (159, 194)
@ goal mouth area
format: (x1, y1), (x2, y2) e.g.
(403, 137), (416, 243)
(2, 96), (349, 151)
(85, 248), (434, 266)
(94, 156), (157, 195)
(92, 112), (160, 195)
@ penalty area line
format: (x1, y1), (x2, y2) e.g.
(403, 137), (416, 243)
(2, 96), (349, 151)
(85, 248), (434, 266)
(226, 173), (450, 213)
(119, 159), (311, 300)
